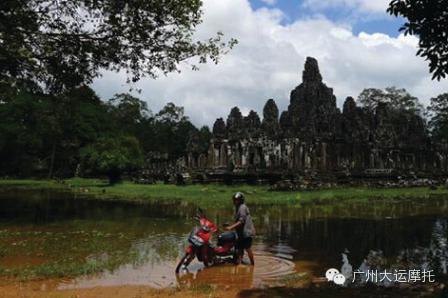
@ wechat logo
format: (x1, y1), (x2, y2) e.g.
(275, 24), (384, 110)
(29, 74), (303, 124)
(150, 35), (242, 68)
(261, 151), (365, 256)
(325, 268), (346, 285)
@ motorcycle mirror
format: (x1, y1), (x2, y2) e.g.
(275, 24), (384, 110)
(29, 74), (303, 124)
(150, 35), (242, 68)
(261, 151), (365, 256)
(197, 207), (205, 216)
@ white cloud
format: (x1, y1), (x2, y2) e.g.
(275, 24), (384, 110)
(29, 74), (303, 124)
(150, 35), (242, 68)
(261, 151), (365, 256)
(92, 0), (448, 127)
(260, 0), (277, 5)
(302, 0), (391, 14)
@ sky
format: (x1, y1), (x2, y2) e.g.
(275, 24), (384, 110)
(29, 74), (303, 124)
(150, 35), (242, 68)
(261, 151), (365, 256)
(92, 0), (448, 127)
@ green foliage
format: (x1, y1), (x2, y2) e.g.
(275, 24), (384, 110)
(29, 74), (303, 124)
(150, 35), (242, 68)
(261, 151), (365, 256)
(198, 126), (213, 152)
(149, 102), (201, 157)
(357, 87), (423, 115)
(0, 87), (113, 177)
(108, 93), (151, 127)
(0, 86), (208, 178)
(0, 0), (237, 92)
(356, 87), (428, 146)
(80, 136), (143, 184)
(388, 0), (448, 80)
(0, 91), (54, 176)
(1, 178), (447, 209)
(156, 102), (188, 123)
(428, 93), (448, 140)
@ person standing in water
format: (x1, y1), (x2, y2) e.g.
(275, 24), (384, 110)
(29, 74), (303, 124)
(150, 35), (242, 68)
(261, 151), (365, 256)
(225, 192), (256, 265)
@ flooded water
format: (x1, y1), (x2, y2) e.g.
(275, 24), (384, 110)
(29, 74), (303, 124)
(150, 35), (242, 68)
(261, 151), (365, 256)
(0, 190), (448, 291)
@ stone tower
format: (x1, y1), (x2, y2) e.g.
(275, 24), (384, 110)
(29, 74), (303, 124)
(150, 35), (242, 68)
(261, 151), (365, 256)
(288, 57), (339, 139)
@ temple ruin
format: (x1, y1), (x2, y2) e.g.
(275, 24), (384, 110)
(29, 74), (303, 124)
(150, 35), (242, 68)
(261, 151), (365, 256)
(180, 57), (448, 184)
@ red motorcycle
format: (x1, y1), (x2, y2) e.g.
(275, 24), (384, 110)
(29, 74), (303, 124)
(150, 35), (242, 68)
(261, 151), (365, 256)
(175, 209), (237, 273)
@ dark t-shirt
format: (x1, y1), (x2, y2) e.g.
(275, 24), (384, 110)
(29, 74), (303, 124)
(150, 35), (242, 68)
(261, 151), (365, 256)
(234, 203), (256, 238)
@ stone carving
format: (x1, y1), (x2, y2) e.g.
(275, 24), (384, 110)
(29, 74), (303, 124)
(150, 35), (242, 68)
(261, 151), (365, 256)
(212, 118), (227, 139)
(227, 106), (245, 140)
(262, 99), (280, 139)
(184, 57), (448, 181)
(244, 110), (261, 137)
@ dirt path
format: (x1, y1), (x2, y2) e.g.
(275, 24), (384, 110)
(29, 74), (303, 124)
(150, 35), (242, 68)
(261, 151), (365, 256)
(1, 277), (445, 298)
(0, 279), (240, 298)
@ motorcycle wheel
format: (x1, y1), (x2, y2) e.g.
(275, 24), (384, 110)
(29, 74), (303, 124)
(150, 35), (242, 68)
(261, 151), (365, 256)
(175, 253), (193, 273)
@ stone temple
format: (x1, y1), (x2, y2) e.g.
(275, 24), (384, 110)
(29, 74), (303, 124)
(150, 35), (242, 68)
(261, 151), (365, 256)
(182, 57), (448, 183)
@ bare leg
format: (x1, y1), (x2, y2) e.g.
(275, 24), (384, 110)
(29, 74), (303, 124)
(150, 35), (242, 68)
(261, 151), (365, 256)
(235, 248), (243, 265)
(202, 245), (210, 266)
(246, 248), (255, 265)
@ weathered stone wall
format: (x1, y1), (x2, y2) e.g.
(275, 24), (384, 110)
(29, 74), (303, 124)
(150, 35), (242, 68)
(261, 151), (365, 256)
(185, 57), (448, 180)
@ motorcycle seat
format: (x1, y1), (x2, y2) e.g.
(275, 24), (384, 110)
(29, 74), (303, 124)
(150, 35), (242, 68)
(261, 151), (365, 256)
(218, 231), (237, 241)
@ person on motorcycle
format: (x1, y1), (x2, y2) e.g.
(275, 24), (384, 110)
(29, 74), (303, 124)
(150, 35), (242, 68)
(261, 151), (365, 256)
(225, 192), (256, 265)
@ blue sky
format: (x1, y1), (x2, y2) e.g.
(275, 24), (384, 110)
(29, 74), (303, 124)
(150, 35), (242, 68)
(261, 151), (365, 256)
(249, 0), (404, 37)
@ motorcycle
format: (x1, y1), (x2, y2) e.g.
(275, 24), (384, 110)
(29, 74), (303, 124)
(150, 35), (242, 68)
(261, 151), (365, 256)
(175, 208), (237, 273)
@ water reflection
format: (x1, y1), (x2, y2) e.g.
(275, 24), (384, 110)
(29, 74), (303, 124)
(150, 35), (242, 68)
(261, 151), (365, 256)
(0, 190), (197, 224)
(0, 190), (447, 290)
(336, 218), (448, 287)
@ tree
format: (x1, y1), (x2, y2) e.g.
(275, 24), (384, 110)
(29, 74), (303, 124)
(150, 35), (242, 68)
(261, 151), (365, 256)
(357, 87), (423, 115)
(149, 102), (197, 157)
(49, 86), (114, 177)
(0, 86), (114, 177)
(80, 135), (143, 184)
(155, 102), (188, 123)
(107, 93), (151, 134)
(388, 0), (448, 80)
(385, 87), (423, 115)
(357, 88), (387, 111)
(185, 126), (211, 154)
(0, 91), (50, 176)
(428, 93), (448, 140)
(0, 0), (237, 93)
(198, 126), (212, 152)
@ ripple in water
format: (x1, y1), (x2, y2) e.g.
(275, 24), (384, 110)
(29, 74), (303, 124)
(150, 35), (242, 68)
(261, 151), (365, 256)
(176, 252), (296, 289)
(59, 251), (297, 290)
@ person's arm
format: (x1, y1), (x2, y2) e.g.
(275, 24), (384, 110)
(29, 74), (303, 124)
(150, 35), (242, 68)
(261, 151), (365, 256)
(226, 205), (247, 231)
(226, 221), (242, 231)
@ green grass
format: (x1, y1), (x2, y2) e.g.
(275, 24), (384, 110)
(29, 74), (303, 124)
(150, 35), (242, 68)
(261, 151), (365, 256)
(0, 221), (142, 279)
(0, 178), (447, 208)
(0, 213), (184, 280)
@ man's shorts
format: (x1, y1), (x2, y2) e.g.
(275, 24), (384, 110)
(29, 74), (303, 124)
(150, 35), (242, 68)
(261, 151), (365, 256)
(236, 237), (252, 250)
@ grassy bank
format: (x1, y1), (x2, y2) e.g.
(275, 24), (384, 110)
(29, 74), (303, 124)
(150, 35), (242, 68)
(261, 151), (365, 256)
(0, 178), (447, 208)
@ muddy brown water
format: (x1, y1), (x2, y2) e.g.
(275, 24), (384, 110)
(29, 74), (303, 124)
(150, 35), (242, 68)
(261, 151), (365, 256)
(0, 190), (448, 292)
